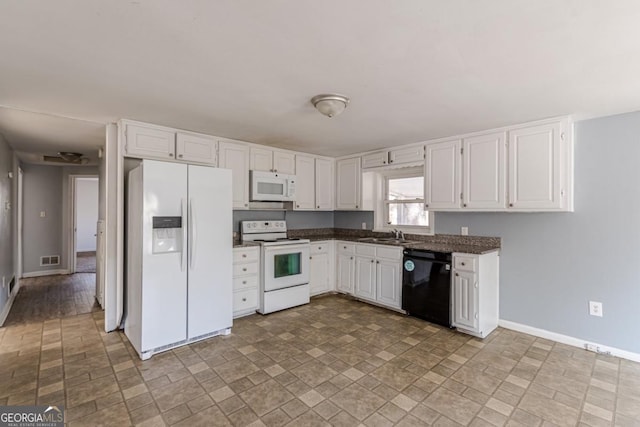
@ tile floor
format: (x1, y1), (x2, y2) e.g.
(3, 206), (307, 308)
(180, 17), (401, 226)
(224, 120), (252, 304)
(0, 294), (639, 426)
(3, 273), (100, 327)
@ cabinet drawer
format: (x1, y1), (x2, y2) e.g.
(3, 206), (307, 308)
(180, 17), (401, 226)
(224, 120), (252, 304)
(375, 246), (403, 261)
(454, 255), (477, 272)
(338, 243), (356, 254)
(233, 275), (258, 291)
(356, 244), (376, 257)
(233, 262), (259, 277)
(311, 242), (330, 254)
(233, 248), (259, 263)
(233, 289), (258, 312)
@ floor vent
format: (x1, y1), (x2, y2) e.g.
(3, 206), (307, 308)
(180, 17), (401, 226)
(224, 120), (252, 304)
(9, 277), (15, 295)
(40, 255), (61, 266)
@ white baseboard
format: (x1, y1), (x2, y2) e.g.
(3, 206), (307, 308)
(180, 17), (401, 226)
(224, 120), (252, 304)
(499, 319), (640, 363)
(0, 282), (20, 327)
(22, 269), (69, 278)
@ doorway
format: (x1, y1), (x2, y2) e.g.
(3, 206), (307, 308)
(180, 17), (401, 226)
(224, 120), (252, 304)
(72, 177), (99, 273)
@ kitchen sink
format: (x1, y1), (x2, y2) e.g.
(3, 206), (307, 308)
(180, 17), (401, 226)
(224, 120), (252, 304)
(357, 237), (412, 244)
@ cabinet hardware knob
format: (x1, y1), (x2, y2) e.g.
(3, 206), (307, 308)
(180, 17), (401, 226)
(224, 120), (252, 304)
(463, 203), (467, 207)
(242, 280), (247, 284)
(242, 268), (247, 272)
(178, 154), (183, 158)
(244, 203), (248, 207)
(389, 159), (393, 163)
(297, 205), (300, 208)
(383, 161), (386, 164)
(425, 204), (429, 208)
(344, 246), (347, 249)
(376, 261), (380, 264)
(169, 153), (174, 157)
(461, 262), (465, 266)
(242, 254), (247, 258)
(310, 256), (312, 259)
(455, 273), (459, 277)
(356, 205), (359, 208)
(350, 256), (353, 260)
(317, 205), (320, 209)
(242, 297), (247, 302)
(509, 203), (514, 207)
(371, 260), (374, 263)
(318, 247), (321, 250)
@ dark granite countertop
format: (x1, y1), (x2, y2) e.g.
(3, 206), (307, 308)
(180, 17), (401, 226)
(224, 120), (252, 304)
(289, 229), (501, 255)
(232, 241), (260, 248)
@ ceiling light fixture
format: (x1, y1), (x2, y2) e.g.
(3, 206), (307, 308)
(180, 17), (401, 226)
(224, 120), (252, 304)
(311, 94), (350, 118)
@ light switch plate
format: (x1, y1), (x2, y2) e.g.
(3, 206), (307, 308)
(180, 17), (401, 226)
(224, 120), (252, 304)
(461, 226), (469, 236)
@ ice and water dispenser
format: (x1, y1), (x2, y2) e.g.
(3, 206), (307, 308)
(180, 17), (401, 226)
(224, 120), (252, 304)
(152, 216), (183, 254)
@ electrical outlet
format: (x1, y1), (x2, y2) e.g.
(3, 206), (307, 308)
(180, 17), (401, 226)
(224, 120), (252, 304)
(589, 301), (603, 317)
(361, 222), (367, 230)
(461, 227), (469, 236)
(40, 211), (46, 218)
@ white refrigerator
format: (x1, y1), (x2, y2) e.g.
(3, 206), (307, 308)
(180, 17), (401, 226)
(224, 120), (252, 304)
(125, 160), (232, 360)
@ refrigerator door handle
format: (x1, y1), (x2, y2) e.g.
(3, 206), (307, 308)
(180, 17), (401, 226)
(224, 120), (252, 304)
(189, 198), (197, 270)
(181, 198), (187, 272)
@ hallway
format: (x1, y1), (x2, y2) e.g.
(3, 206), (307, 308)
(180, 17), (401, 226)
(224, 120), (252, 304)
(3, 272), (101, 327)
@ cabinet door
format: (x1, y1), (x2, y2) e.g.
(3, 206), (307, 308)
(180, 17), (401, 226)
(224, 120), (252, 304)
(273, 151), (296, 174)
(337, 253), (355, 294)
(453, 270), (479, 331)
(250, 147), (273, 172)
(125, 124), (176, 160)
(315, 158), (334, 210)
(309, 252), (330, 296)
(389, 146), (424, 166)
(176, 133), (217, 165)
(218, 141), (250, 209)
(425, 139), (461, 209)
(336, 157), (361, 210)
(355, 256), (376, 301)
(508, 122), (562, 210)
(463, 132), (506, 209)
(362, 151), (388, 169)
(376, 260), (401, 309)
(294, 155), (315, 210)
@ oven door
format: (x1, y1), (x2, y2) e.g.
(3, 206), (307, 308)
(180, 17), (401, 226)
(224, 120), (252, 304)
(263, 244), (310, 291)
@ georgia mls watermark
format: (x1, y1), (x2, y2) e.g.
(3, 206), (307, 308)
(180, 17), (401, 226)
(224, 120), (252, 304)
(0, 406), (64, 427)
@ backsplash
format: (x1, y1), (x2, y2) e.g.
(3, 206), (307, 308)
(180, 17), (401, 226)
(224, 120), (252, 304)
(232, 210), (374, 232)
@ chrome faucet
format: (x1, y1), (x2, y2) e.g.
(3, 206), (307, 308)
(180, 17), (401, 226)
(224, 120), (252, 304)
(398, 230), (405, 240)
(392, 228), (402, 240)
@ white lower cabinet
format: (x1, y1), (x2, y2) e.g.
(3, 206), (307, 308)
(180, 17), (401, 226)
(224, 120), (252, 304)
(232, 246), (259, 318)
(309, 241), (334, 296)
(352, 243), (402, 310)
(336, 243), (356, 294)
(452, 252), (499, 338)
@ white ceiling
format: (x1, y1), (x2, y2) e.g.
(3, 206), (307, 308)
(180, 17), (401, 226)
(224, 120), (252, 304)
(1, 1), (640, 158)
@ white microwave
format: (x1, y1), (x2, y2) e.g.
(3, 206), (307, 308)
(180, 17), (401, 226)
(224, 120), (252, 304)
(250, 170), (296, 202)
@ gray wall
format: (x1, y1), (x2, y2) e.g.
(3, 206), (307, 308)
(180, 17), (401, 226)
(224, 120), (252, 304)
(232, 210), (373, 232)
(0, 135), (15, 314)
(436, 111), (640, 354)
(22, 164), (63, 273)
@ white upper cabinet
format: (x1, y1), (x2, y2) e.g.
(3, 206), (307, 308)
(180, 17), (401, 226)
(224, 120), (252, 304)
(425, 139), (461, 210)
(362, 146), (424, 169)
(250, 148), (296, 174)
(508, 120), (570, 210)
(176, 133), (217, 164)
(124, 123), (176, 160)
(389, 145), (424, 166)
(336, 157), (361, 210)
(218, 140), (250, 209)
(315, 158), (334, 210)
(462, 132), (506, 210)
(123, 122), (216, 165)
(294, 155), (315, 210)
(362, 151), (389, 169)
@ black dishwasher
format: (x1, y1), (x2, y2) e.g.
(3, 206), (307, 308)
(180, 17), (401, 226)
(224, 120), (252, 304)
(402, 249), (453, 327)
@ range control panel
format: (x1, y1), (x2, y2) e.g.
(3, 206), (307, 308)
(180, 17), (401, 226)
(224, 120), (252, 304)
(241, 220), (287, 234)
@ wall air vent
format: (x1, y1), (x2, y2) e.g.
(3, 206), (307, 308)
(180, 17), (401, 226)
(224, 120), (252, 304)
(40, 255), (60, 266)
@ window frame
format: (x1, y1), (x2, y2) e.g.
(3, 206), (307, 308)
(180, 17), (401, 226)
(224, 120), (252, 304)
(374, 168), (434, 235)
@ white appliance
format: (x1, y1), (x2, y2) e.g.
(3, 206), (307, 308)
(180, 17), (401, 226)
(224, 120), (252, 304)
(126, 160), (233, 360)
(250, 171), (296, 202)
(241, 221), (310, 314)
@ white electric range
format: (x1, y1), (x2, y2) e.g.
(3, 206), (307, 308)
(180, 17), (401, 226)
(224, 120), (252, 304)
(241, 221), (310, 314)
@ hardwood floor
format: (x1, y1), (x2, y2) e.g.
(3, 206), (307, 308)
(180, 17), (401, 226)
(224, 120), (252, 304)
(3, 272), (101, 327)
(76, 251), (96, 273)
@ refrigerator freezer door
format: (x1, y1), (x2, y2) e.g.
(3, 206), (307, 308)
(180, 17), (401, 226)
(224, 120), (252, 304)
(187, 165), (233, 339)
(141, 161), (188, 351)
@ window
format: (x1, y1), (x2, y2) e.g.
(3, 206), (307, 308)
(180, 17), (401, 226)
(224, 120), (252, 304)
(379, 169), (432, 233)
